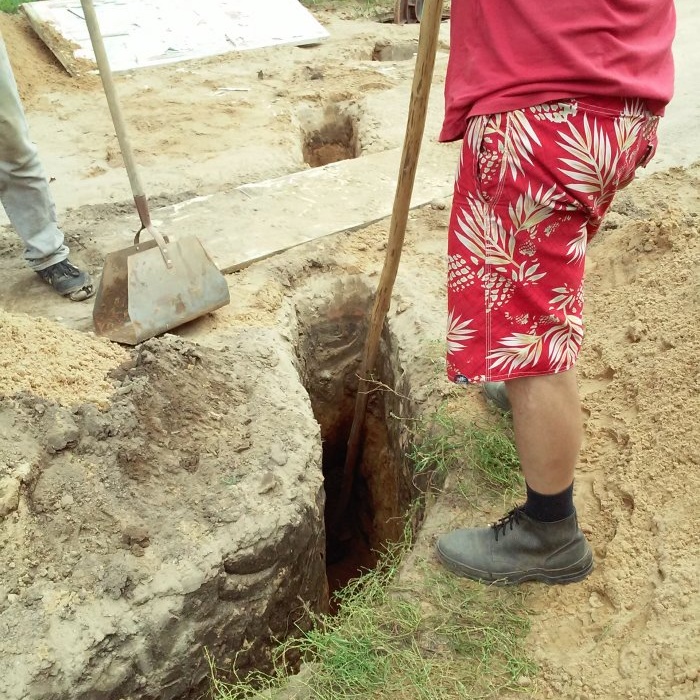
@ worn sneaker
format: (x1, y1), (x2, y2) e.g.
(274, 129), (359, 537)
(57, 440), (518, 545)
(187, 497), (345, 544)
(36, 259), (94, 301)
(436, 507), (593, 585)
(482, 381), (511, 412)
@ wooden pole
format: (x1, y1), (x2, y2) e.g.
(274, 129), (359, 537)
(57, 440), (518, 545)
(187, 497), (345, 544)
(335, 0), (445, 521)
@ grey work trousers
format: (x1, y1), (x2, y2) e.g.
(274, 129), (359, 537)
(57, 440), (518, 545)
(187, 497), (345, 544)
(0, 33), (68, 271)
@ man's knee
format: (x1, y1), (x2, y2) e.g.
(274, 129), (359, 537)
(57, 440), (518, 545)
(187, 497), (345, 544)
(506, 368), (578, 404)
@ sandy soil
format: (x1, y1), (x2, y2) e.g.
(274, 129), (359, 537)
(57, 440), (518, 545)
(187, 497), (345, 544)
(1, 10), (437, 214)
(0, 4), (698, 699)
(0, 309), (127, 407)
(467, 168), (699, 700)
(527, 170), (700, 700)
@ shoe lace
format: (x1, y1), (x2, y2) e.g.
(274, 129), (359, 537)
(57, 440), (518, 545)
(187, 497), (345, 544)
(53, 260), (79, 277)
(491, 506), (525, 542)
(40, 260), (78, 280)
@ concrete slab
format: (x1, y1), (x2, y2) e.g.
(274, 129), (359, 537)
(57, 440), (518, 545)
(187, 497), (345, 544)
(24, 0), (329, 76)
(145, 140), (458, 274)
(10, 137), (454, 333)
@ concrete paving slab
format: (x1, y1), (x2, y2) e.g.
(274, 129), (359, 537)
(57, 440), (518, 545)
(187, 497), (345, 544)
(147, 139), (458, 274)
(24, 0), (329, 75)
(645, 0), (700, 175)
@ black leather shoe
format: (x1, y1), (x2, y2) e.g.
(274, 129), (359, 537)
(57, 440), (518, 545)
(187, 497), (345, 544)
(36, 260), (94, 301)
(437, 507), (593, 585)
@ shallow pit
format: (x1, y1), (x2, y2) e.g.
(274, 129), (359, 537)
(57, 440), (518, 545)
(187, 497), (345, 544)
(293, 277), (419, 605)
(371, 40), (418, 62)
(299, 104), (361, 168)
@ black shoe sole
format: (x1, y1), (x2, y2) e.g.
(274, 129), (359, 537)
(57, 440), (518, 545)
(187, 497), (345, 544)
(436, 545), (594, 586)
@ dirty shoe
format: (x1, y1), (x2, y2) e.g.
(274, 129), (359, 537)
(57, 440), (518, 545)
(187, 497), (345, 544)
(436, 507), (593, 585)
(36, 259), (94, 301)
(482, 381), (511, 412)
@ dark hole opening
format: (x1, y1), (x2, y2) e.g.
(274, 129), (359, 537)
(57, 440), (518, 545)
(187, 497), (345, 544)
(294, 286), (414, 611)
(300, 107), (361, 168)
(321, 411), (383, 608)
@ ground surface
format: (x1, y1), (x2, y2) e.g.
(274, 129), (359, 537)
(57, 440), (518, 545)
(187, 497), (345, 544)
(415, 168), (700, 700)
(0, 3), (698, 699)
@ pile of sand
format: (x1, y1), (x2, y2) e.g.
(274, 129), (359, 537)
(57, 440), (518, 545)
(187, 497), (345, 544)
(0, 309), (127, 407)
(0, 12), (87, 106)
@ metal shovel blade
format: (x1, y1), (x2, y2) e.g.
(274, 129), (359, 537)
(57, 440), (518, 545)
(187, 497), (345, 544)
(93, 236), (230, 345)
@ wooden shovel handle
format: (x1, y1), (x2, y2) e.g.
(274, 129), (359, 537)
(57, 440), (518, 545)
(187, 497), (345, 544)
(80, 0), (150, 228)
(336, 0), (445, 520)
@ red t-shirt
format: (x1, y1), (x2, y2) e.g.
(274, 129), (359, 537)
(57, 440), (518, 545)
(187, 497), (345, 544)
(440, 0), (676, 142)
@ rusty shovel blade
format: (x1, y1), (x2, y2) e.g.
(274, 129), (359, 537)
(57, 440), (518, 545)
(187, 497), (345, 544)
(93, 235), (230, 345)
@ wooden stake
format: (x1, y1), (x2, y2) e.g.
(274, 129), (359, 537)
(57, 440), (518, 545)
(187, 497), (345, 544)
(335, 0), (445, 521)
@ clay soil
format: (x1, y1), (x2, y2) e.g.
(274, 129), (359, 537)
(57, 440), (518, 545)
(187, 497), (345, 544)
(0, 5), (698, 700)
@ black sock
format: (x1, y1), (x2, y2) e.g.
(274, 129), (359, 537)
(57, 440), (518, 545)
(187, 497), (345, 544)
(523, 482), (575, 523)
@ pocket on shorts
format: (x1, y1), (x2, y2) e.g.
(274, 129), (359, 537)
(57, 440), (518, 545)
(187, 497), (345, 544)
(617, 117), (660, 192)
(637, 125), (659, 168)
(472, 114), (506, 202)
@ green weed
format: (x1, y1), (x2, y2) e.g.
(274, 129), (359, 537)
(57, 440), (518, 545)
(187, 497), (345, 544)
(408, 405), (465, 478)
(408, 403), (523, 497)
(0, 0), (37, 14)
(462, 417), (521, 493)
(209, 530), (535, 700)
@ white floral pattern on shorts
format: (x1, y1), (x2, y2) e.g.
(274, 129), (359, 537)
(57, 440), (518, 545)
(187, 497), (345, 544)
(447, 96), (659, 383)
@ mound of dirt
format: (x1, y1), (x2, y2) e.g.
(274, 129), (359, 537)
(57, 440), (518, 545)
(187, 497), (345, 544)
(526, 165), (700, 700)
(0, 309), (127, 407)
(0, 333), (327, 700)
(0, 11), (90, 106)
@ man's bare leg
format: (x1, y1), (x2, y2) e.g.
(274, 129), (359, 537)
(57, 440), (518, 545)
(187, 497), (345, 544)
(436, 368), (592, 585)
(507, 368), (581, 495)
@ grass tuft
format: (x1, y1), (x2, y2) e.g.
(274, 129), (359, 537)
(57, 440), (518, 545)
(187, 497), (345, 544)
(0, 0), (34, 14)
(210, 530), (535, 700)
(408, 403), (523, 497)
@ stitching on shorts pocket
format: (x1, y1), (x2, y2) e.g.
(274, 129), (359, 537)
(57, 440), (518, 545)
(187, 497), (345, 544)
(638, 121), (659, 168)
(474, 114), (505, 203)
(574, 100), (622, 118)
(468, 115), (488, 184)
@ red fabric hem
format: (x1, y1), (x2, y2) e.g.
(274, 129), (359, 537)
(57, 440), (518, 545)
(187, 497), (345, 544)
(447, 362), (578, 386)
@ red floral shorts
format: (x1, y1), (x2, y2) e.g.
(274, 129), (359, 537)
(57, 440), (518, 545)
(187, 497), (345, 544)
(446, 96), (659, 384)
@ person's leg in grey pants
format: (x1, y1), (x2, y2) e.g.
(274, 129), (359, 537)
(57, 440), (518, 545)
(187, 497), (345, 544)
(0, 34), (92, 299)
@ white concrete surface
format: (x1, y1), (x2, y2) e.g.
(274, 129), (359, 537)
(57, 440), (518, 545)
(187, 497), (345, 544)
(24, 0), (328, 75)
(646, 0), (700, 174)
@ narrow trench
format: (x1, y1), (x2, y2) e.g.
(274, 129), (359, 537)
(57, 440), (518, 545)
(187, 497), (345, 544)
(321, 404), (389, 603)
(294, 280), (417, 608)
